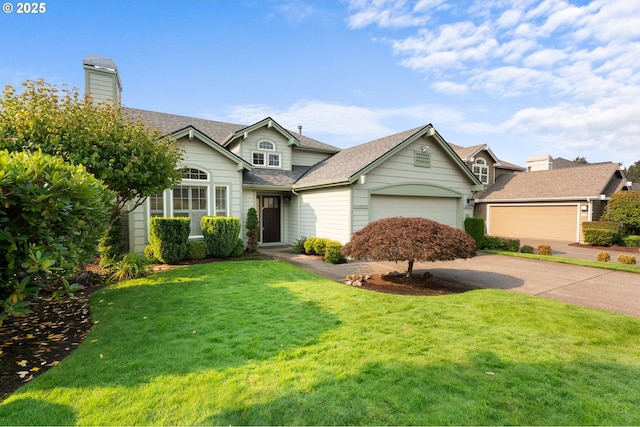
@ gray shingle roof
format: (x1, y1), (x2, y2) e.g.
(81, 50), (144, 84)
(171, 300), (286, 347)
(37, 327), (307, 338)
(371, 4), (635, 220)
(243, 166), (311, 187)
(478, 162), (625, 201)
(125, 107), (339, 152)
(295, 126), (424, 188)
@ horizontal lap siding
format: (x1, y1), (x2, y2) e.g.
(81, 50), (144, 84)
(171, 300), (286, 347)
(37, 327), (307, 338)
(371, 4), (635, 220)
(299, 187), (351, 243)
(352, 135), (473, 233)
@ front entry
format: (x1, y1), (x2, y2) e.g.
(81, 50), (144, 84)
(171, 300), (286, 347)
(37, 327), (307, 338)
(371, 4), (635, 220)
(261, 195), (281, 243)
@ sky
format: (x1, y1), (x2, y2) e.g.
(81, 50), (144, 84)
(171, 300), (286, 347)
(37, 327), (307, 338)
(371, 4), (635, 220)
(1, 0), (639, 168)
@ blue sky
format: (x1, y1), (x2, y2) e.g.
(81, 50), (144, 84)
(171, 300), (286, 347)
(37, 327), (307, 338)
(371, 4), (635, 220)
(1, 0), (639, 168)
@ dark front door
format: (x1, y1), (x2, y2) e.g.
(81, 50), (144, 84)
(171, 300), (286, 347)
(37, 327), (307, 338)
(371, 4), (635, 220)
(262, 196), (281, 243)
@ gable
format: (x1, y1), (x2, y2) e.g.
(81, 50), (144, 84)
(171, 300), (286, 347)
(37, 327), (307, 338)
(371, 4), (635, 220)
(171, 127), (251, 172)
(228, 126), (293, 171)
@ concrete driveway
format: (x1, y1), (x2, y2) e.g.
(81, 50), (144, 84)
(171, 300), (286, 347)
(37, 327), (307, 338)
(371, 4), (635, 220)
(260, 243), (640, 318)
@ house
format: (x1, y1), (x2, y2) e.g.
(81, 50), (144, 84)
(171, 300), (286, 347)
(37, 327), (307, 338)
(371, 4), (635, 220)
(473, 158), (631, 242)
(83, 55), (484, 252)
(448, 143), (525, 186)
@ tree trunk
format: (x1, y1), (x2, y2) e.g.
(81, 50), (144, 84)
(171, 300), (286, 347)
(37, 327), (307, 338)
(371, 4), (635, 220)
(406, 260), (414, 277)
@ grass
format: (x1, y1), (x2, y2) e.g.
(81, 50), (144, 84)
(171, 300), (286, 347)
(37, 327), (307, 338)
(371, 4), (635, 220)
(482, 250), (640, 274)
(2, 260), (640, 425)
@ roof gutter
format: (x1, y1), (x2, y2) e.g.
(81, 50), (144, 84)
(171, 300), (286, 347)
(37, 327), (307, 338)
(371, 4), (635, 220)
(476, 195), (609, 203)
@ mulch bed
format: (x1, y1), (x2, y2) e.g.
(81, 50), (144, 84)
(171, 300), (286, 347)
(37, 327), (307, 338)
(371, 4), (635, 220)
(0, 256), (472, 399)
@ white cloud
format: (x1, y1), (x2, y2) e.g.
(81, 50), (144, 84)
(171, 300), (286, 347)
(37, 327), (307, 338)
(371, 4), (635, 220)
(431, 81), (468, 94)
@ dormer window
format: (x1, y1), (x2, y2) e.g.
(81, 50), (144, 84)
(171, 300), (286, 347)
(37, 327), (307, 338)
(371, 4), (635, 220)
(258, 140), (275, 150)
(473, 158), (489, 184)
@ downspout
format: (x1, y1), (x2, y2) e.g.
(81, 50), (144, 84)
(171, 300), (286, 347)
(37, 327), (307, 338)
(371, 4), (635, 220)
(292, 187), (301, 241)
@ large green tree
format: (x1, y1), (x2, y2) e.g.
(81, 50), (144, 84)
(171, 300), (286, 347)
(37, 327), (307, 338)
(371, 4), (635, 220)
(0, 79), (184, 216)
(627, 160), (640, 183)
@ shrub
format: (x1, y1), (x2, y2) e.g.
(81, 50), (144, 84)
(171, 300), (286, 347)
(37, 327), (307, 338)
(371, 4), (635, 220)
(187, 241), (207, 260)
(482, 236), (521, 252)
(0, 150), (114, 323)
(304, 237), (318, 255)
(149, 217), (191, 264)
(98, 217), (126, 268)
(230, 238), (244, 258)
(623, 235), (640, 247)
(601, 190), (640, 235)
(292, 236), (307, 254)
(201, 216), (241, 258)
(582, 221), (622, 246)
(324, 240), (346, 264)
(537, 244), (552, 256)
(245, 207), (259, 253)
(143, 245), (159, 264)
(342, 217), (476, 277)
(313, 238), (331, 257)
(464, 217), (485, 249)
(618, 254), (637, 265)
(520, 245), (534, 254)
(597, 251), (611, 262)
(108, 253), (152, 283)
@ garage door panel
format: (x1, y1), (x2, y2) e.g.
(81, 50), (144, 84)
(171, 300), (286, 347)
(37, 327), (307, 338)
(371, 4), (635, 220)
(371, 195), (457, 227)
(490, 205), (578, 241)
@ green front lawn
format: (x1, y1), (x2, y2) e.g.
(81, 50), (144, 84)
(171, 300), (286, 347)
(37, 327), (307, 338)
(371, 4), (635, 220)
(2, 260), (640, 425)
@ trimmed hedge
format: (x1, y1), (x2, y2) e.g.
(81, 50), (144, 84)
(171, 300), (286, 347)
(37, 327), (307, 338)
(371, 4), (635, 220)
(597, 251), (611, 262)
(149, 217), (191, 264)
(230, 238), (244, 258)
(201, 216), (241, 258)
(324, 240), (346, 264)
(582, 221), (622, 246)
(537, 244), (552, 256)
(187, 240), (207, 260)
(618, 254), (637, 265)
(464, 217), (485, 249)
(623, 235), (640, 247)
(482, 236), (520, 252)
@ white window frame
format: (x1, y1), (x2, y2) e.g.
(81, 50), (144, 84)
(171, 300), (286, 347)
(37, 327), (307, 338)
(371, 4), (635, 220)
(214, 185), (229, 216)
(473, 158), (489, 184)
(268, 153), (281, 168)
(258, 140), (275, 150)
(252, 151), (265, 166)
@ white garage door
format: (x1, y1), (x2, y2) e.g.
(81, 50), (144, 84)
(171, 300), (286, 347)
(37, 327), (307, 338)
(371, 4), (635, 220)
(489, 205), (579, 241)
(370, 195), (458, 227)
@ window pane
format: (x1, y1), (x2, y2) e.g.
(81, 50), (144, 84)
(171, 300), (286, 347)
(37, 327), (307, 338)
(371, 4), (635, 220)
(215, 186), (227, 216)
(150, 193), (164, 217)
(182, 168), (208, 180)
(258, 140), (274, 150)
(253, 152), (265, 165)
(268, 153), (280, 167)
(172, 185), (207, 235)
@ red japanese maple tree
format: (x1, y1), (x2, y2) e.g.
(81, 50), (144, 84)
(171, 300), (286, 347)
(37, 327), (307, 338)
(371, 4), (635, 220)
(341, 217), (477, 277)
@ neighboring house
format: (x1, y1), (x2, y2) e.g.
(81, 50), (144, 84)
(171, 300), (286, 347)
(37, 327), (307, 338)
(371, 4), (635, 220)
(474, 160), (631, 242)
(83, 55), (484, 252)
(448, 143), (524, 186)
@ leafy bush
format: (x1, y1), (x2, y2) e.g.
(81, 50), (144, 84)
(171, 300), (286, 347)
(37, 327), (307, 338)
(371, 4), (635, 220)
(245, 207), (259, 253)
(108, 252), (152, 283)
(617, 254), (637, 265)
(98, 217), (126, 268)
(601, 190), (640, 235)
(149, 217), (190, 264)
(143, 245), (158, 264)
(313, 238), (331, 257)
(520, 245), (534, 254)
(537, 244), (552, 256)
(623, 235), (640, 247)
(597, 251), (611, 262)
(324, 240), (346, 264)
(342, 217), (476, 277)
(482, 236), (521, 252)
(464, 217), (485, 249)
(201, 216), (241, 258)
(582, 221), (622, 246)
(0, 150), (114, 323)
(292, 236), (307, 254)
(304, 237), (318, 255)
(230, 238), (244, 258)
(187, 241), (207, 260)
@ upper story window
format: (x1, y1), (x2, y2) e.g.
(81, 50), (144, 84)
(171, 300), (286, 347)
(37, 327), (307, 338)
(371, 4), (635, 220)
(258, 140), (275, 150)
(182, 167), (208, 180)
(473, 158), (489, 184)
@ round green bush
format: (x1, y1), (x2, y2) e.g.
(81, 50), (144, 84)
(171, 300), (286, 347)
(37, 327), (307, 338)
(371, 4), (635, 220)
(230, 238), (244, 258)
(187, 241), (207, 260)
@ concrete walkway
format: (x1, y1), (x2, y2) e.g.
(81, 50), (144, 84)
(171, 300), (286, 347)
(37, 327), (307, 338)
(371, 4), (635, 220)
(260, 242), (640, 318)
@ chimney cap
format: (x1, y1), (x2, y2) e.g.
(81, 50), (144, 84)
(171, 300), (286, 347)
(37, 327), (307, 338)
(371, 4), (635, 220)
(83, 55), (118, 73)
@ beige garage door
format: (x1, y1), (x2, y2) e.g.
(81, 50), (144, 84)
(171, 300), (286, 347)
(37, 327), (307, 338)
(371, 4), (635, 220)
(489, 205), (579, 241)
(370, 195), (458, 227)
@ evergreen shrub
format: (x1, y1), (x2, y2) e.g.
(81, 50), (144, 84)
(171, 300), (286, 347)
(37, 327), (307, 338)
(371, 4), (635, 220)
(292, 236), (307, 254)
(230, 238), (244, 258)
(304, 237), (318, 255)
(520, 245), (534, 254)
(618, 254), (637, 265)
(324, 240), (346, 264)
(597, 251), (611, 262)
(582, 221), (622, 246)
(482, 236), (520, 252)
(245, 208), (259, 253)
(464, 217), (485, 249)
(623, 235), (640, 247)
(187, 241), (207, 260)
(98, 217), (126, 268)
(201, 216), (241, 258)
(537, 244), (552, 256)
(149, 217), (190, 264)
